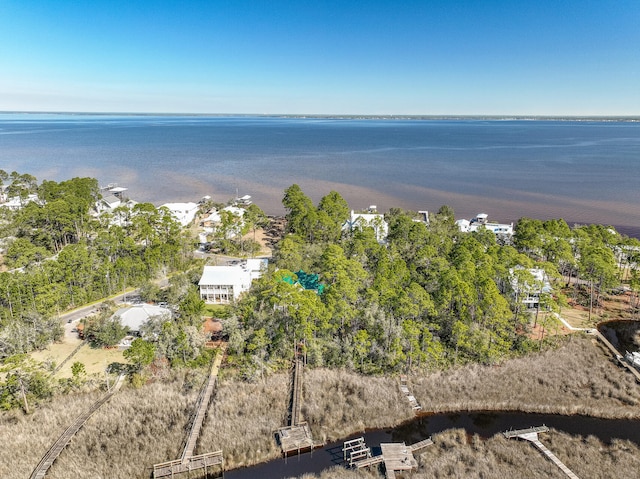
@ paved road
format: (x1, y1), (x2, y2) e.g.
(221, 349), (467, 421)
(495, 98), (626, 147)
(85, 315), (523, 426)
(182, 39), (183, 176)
(59, 277), (170, 327)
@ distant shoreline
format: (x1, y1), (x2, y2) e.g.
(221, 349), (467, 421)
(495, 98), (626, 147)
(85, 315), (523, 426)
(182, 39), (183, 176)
(1, 111), (639, 122)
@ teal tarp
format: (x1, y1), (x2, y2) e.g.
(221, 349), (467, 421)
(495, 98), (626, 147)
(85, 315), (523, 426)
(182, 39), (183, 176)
(281, 270), (325, 294)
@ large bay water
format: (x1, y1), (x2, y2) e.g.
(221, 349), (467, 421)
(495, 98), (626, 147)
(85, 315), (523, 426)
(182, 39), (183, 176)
(1, 114), (639, 234)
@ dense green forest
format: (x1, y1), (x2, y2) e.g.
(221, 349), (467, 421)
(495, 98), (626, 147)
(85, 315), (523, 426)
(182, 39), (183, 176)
(226, 184), (640, 377)
(0, 170), (194, 358)
(2, 172), (640, 410)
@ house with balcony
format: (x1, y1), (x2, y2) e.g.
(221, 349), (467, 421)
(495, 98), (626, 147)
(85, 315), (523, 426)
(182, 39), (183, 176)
(199, 259), (267, 304)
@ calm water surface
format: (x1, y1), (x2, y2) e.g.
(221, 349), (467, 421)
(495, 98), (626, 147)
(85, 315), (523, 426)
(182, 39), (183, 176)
(1, 114), (639, 233)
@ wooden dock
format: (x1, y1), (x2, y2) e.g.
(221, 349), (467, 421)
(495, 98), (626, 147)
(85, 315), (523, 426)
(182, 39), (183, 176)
(277, 423), (315, 456)
(504, 426), (580, 479)
(152, 451), (223, 478)
(153, 345), (226, 478)
(29, 374), (125, 479)
(348, 437), (433, 478)
(276, 354), (318, 455)
(503, 425), (549, 439)
(380, 443), (418, 477)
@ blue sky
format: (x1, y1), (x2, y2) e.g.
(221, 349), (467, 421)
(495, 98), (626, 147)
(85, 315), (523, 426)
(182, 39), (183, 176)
(1, 0), (638, 115)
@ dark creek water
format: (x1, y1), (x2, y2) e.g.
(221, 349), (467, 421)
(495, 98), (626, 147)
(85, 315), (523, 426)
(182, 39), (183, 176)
(225, 411), (640, 478)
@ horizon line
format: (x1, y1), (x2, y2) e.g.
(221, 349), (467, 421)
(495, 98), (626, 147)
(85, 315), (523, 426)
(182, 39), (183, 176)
(2, 110), (640, 121)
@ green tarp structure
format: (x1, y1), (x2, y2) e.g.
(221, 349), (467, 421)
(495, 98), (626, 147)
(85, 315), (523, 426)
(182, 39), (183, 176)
(282, 270), (325, 294)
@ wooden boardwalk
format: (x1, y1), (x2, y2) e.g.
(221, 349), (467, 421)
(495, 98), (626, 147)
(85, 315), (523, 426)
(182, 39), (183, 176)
(277, 355), (317, 455)
(504, 426), (580, 479)
(29, 374), (125, 479)
(400, 375), (422, 411)
(410, 438), (434, 452)
(290, 358), (303, 426)
(181, 345), (226, 461)
(153, 344), (227, 478)
(593, 329), (640, 382)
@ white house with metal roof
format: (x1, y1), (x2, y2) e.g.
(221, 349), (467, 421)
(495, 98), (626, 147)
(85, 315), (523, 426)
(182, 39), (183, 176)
(160, 202), (199, 227)
(198, 259), (267, 304)
(113, 304), (172, 335)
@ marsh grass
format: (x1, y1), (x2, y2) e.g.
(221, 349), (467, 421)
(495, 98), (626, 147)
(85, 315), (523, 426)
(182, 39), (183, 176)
(4, 336), (640, 478)
(197, 373), (290, 469)
(302, 368), (413, 442)
(411, 335), (640, 418)
(0, 372), (199, 479)
(408, 428), (640, 479)
(292, 429), (640, 479)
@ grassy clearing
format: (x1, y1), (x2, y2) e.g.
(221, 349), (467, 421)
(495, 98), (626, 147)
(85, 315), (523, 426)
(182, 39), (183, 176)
(29, 332), (126, 379)
(30, 338), (83, 371)
(55, 344), (126, 378)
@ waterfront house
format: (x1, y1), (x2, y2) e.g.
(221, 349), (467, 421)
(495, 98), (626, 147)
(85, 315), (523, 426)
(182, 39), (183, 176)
(97, 194), (121, 212)
(342, 208), (388, 243)
(160, 202), (199, 227)
(456, 213), (514, 237)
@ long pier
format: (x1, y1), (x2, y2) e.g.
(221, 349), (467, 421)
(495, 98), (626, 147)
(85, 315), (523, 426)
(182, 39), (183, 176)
(290, 358), (303, 426)
(181, 344), (226, 461)
(29, 374), (125, 479)
(277, 354), (317, 455)
(153, 344), (227, 478)
(504, 426), (580, 479)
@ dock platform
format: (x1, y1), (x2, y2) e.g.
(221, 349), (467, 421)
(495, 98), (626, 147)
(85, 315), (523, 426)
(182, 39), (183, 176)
(153, 451), (223, 478)
(381, 443), (418, 477)
(277, 423), (315, 456)
(348, 437), (433, 478)
(504, 425), (580, 479)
